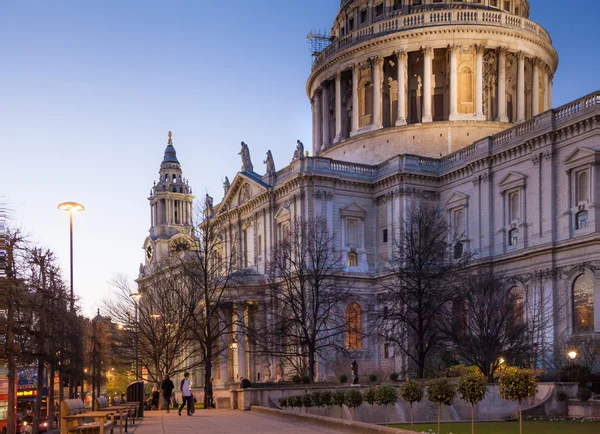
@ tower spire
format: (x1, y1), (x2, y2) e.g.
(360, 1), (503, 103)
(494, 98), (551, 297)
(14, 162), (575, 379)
(168, 131), (173, 146)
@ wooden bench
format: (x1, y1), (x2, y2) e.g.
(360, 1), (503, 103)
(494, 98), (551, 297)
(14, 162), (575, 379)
(112, 398), (140, 423)
(94, 397), (132, 434)
(60, 399), (115, 434)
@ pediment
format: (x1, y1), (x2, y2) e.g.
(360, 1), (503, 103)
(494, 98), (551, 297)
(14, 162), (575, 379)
(274, 206), (291, 222)
(498, 171), (527, 192)
(218, 172), (269, 214)
(340, 202), (367, 219)
(564, 147), (598, 169)
(445, 191), (469, 208)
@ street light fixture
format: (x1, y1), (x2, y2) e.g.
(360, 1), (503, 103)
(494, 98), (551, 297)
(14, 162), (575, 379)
(130, 292), (142, 380)
(568, 350), (578, 360)
(57, 201), (85, 313)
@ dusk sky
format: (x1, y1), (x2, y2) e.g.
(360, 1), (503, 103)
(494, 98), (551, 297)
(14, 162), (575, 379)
(3, 0), (599, 317)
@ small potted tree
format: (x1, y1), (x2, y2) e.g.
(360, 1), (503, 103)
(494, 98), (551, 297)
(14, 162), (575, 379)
(321, 390), (333, 415)
(302, 393), (314, 414)
(363, 387), (377, 420)
(279, 397), (288, 411)
(346, 389), (364, 421)
(375, 384), (398, 425)
(339, 374), (348, 384)
(457, 372), (488, 434)
(498, 367), (538, 434)
(399, 380), (423, 431)
(426, 379), (456, 434)
(312, 390), (324, 415)
(333, 390), (347, 418)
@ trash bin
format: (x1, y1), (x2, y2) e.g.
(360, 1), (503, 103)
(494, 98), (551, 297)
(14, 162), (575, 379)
(126, 381), (145, 417)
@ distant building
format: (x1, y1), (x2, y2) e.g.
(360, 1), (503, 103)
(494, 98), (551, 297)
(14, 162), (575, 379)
(139, 0), (599, 386)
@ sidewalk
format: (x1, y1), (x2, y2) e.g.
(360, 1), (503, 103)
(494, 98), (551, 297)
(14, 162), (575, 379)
(130, 409), (347, 433)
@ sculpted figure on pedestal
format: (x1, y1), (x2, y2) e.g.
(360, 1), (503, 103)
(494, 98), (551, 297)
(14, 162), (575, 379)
(239, 141), (254, 172)
(223, 176), (230, 196)
(293, 140), (305, 160)
(264, 150), (276, 174)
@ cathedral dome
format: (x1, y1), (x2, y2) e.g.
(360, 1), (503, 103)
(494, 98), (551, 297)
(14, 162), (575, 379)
(307, 0), (554, 164)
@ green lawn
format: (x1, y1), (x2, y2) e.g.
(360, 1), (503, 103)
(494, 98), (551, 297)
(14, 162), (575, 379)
(391, 420), (600, 434)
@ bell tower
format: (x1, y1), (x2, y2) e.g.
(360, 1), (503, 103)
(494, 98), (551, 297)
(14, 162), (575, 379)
(144, 132), (194, 265)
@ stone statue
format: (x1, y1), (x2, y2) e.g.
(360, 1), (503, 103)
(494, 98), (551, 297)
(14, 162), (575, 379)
(239, 141), (254, 172)
(206, 194), (214, 210)
(223, 176), (230, 196)
(139, 263), (144, 274)
(264, 150), (276, 175)
(168, 131), (173, 145)
(351, 360), (359, 384)
(293, 140), (305, 160)
(263, 361), (272, 382)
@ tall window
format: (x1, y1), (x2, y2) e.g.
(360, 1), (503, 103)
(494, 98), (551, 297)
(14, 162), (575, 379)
(360, 82), (373, 127)
(509, 228), (519, 246)
(577, 171), (589, 203)
(346, 303), (363, 349)
(347, 251), (358, 267)
(509, 191), (520, 222)
(576, 211), (589, 230)
(346, 218), (359, 248)
(512, 287), (524, 324)
(454, 209), (464, 236)
(573, 274), (594, 333)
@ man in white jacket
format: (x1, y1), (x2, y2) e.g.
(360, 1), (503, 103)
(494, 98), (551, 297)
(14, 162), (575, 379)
(178, 372), (193, 416)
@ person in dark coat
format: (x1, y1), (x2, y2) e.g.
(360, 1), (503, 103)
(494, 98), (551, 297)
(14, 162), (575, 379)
(160, 374), (175, 412)
(151, 385), (160, 410)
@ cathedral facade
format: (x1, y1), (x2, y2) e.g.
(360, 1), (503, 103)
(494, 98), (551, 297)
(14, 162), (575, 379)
(139, 0), (599, 388)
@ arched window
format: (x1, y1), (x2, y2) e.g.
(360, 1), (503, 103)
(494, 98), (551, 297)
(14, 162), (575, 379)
(573, 274), (594, 333)
(509, 192), (520, 222)
(577, 171), (589, 203)
(360, 81), (373, 127)
(512, 287), (524, 324)
(509, 228), (519, 246)
(346, 303), (362, 349)
(576, 210), (588, 230)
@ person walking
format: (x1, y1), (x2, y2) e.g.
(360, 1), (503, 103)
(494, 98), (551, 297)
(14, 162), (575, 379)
(160, 374), (175, 413)
(178, 372), (193, 416)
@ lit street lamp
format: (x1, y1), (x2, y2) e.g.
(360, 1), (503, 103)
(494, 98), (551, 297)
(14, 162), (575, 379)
(130, 292), (142, 380)
(57, 201), (85, 313)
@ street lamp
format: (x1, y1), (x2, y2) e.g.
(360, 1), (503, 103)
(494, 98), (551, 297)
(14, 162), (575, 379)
(57, 201), (85, 313)
(130, 293), (142, 380)
(568, 350), (578, 361)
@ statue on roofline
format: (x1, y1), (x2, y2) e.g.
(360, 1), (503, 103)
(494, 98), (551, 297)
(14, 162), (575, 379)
(223, 176), (230, 196)
(239, 141), (254, 172)
(264, 150), (276, 175)
(293, 140), (305, 160)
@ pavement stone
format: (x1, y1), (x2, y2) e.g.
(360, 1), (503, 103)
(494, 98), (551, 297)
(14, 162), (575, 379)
(128, 409), (347, 433)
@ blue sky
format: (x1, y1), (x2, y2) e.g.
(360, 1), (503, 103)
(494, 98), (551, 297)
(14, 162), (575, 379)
(2, 0), (599, 316)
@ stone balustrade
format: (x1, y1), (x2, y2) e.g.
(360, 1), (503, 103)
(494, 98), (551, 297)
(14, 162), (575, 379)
(313, 8), (551, 71)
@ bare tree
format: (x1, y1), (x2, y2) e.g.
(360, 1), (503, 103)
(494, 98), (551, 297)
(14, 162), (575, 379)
(107, 272), (200, 387)
(251, 217), (350, 382)
(442, 268), (531, 382)
(378, 199), (472, 379)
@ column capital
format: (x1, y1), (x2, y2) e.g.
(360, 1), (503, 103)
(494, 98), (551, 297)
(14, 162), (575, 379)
(474, 44), (485, 55)
(517, 51), (526, 61)
(335, 70), (342, 79)
(447, 44), (459, 54)
(496, 46), (508, 55)
(532, 57), (544, 69)
(394, 49), (407, 61)
(421, 46), (434, 57)
(368, 55), (383, 67)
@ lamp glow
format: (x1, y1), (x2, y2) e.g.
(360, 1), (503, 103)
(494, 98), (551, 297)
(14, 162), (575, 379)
(568, 350), (578, 360)
(58, 202), (85, 212)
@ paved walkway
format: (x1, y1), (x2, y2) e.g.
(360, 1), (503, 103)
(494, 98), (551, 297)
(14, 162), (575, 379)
(129, 409), (346, 433)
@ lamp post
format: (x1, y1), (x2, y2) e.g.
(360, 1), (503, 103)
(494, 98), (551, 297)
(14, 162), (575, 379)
(57, 201), (85, 313)
(568, 350), (578, 367)
(130, 293), (142, 380)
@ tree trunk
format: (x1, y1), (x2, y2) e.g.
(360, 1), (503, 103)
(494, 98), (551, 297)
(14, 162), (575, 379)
(471, 404), (475, 434)
(410, 402), (414, 431)
(7, 353), (16, 434)
(308, 351), (315, 383)
(519, 402), (522, 434)
(48, 364), (55, 429)
(204, 358), (213, 409)
(437, 402), (441, 434)
(33, 359), (45, 434)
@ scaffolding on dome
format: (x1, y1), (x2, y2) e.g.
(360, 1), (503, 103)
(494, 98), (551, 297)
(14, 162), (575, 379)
(307, 30), (334, 59)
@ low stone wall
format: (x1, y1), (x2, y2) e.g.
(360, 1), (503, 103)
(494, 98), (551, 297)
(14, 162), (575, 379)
(568, 399), (600, 418)
(251, 406), (416, 434)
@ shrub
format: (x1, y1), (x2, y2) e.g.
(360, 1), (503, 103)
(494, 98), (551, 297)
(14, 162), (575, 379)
(339, 374), (348, 384)
(499, 367), (539, 434)
(332, 390), (346, 409)
(427, 379), (457, 434)
(363, 388), (377, 406)
(302, 375), (311, 384)
(389, 372), (400, 382)
(321, 390), (333, 407)
(458, 372), (488, 434)
(448, 365), (482, 378)
(399, 380), (423, 431)
(302, 393), (314, 410)
(556, 390), (568, 402)
(311, 391), (324, 408)
(577, 387), (593, 403)
(289, 395), (303, 409)
(375, 385), (398, 425)
(279, 397), (288, 409)
(369, 374), (378, 382)
(292, 375), (302, 384)
(346, 389), (364, 409)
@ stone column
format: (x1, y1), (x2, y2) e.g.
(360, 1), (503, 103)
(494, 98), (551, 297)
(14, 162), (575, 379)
(395, 50), (407, 126)
(236, 303), (247, 381)
(448, 44), (458, 120)
(371, 56), (384, 129)
(311, 96), (316, 152)
(517, 51), (526, 122)
(543, 67), (550, 111)
(422, 46), (433, 123)
(475, 45), (485, 119)
(496, 47), (508, 122)
(547, 73), (553, 110)
(350, 64), (359, 136)
(532, 58), (540, 116)
(334, 71), (343, 143)
(314, 89), (322, 153)
(321, 81), (330, 149)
